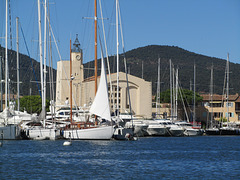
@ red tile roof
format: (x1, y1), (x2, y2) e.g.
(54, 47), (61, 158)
(201, 93), (239, 101)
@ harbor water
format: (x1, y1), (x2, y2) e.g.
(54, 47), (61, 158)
(0, 136), (239, 179)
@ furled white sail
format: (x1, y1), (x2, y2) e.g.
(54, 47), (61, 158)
(89, 57), (111, 121)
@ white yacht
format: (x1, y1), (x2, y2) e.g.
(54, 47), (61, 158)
(0, 108), (37, 140)
(144, 120), (169, 136)
(46, 106), (93, 123)
(155, 119), (184, 137)
(19, 120), (61, 140)
(63, 52), (114, 140)
(125, 120), (148, 137)
(175, 121), (203, 136)
(27, 127), (60, 140)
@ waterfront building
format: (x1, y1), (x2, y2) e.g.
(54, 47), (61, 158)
(201, 93), (240, 124)
(56, 35), (152, 118)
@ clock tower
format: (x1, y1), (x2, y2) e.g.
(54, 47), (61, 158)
(56, 34), (84, 107)
(71, 34), (83, 63)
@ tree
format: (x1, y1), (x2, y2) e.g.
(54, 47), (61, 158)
(19, 95), (50, 114)
(158, 89), (203, 104)
(179, 89), (203, 105)
(157, 89), (203, 121)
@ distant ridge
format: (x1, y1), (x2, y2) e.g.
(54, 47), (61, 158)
(0, 45), (56, 97)
(1, 44), (239, 97)
(84, 45), (240, 95)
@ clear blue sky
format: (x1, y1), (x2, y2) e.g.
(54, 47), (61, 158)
(0, 0), (239, 68)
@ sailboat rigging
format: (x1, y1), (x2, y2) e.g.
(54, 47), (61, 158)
(62, 0), (114, 140)
(218, 53), (240, 135)
(63, 44), (114, 140)
(24, 0), (60, 140)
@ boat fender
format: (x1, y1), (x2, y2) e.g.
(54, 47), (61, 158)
(125, 133), (131, 140)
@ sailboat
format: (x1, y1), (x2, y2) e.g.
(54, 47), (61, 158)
(63, 51), (114, 140)
(2, 15), (38, 126)
(62, 0), (114, 140)
(24, 0), (60, 140)
(177, 63), (203, 136)
(205, 64), (220, 135)
(218, 54), (240, 135)
(146, 58), (170, 136)
(0, 0), (21, 140)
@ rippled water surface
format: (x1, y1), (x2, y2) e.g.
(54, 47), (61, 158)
(0, 136), (239, 179)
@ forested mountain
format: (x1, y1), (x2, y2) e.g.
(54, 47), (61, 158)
(0, 45), (56, 98)
(1, 44), (239, 97)
(84, 45), (240, 95)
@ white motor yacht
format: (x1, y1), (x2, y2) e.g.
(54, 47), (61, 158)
(175, 121), (203, 136)
(125, 120), (148, 137)
(155, 119), (184, 137)
(19, 120), (61, 140)
(144, 120), (169, 136)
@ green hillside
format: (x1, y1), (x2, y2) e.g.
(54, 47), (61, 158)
(84, 45), (239, 95)
(0, 45), (56, 98)
(1, 44), (239, 98)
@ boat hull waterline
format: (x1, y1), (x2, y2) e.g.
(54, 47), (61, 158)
(63, 126), (114, 140)
(28, 128), (60, 140)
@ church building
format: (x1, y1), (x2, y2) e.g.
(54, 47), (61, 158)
(56, 35), (152, 118)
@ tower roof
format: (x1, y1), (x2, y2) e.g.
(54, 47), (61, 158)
(72, 34), (81, 52)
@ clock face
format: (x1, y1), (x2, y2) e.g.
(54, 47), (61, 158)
(76, 55), (81, 61)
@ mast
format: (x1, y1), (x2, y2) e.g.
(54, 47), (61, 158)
(70, 40), (72, 124)
(172, 67), (175, 120)
(47, 1), (55, 119)
(43, 0), (47, 115)
(0, 56), (2, 111)
(193, 62), (196, 124)
(210, 64), (213, 128)
(156, 58), (160, 118)
(226, 53), (229, 126)
(5, 0), (8, 111)
(37, 0), (44, 115)
(16, 17), (20, 111)
(94, 0), (97, 95)
(175, 67), (178, 120)
(116, 0), (119, 118)
(169, 59), (172, 120)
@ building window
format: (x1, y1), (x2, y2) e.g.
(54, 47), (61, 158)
(226, 112), (234, 117)
(209, 103), (222, 107)
(213, 112), (222, 118)
(226, 102), (233, 107)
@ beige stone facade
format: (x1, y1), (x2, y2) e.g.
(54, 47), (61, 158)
(56, 36), (152, 118)
(81, 72), (152, 118)
(55, 54), (83, 106)
(201, 93), (240, 123)
(152, 102), (171, 119)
